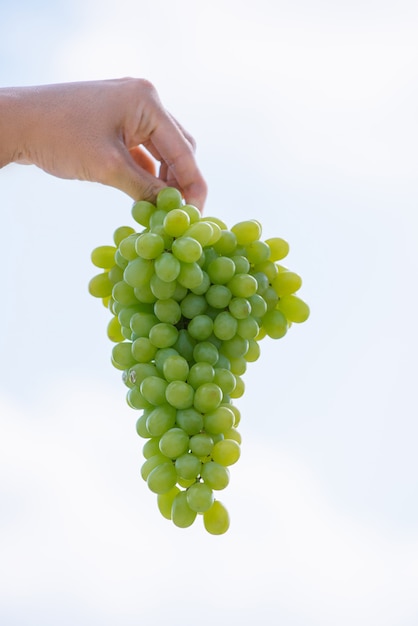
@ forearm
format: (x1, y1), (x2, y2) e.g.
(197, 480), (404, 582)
(0, 87), (33, 167)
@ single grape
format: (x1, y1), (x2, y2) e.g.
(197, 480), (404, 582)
(171, 490), (197, 528)
(147, 462), (177, 494)
(200, 461), (230, 490)
(212, 439), (241, 466)
(91, 245), (117, 269)
(186, 481), (214, 513)
(157, 485), (180, 520)
(203, 500), (230, 535)
(159, 427), (190, 459)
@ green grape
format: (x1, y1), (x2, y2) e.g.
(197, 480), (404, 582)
(149, 323), (179, 349)
(213, 311), (238, 341)
(165, 380), (195, 410)
(213, 230), (237, 256)
(112, 281), (138, 306)
(263, 286), (279, 311)
(130, 312), (158, 337)
(206, 284), (232, 309)
(220, 335), (249, 360)
(113, 225), (136, 246)
(135, 412), (152, 438)
(156, 186), (183, 212)
(184, 221), (213, 246)
(203, 500), (230, 535)
(189, 271), (211, 296)
(140, 376), (168, 406)
(159, 427), (190, 459)
(265, 236), (289, 261)
(177, 262), (204, 290)
(204, 406), (235, 435)
(229, 356), (247, 376)
(163, 354), (190, 382)
(231, 220), (261, 245)
(213, 368), (236, 395)
(128, 362), (159, 386)
(157, 485), (180, 520)
(155, 252), (181, 282)
(173, 330), (196, 363)
(124, 257), (154, 288)
(230, 254), (250, 274)
(204, 221), (222, 245)
(108, 264), (124, 285)
(253, 260), (278, 283)
(119, 233), (139, 261)
(172, 281), (188, 302)
(88, 272), (113, 298)
(236, 316), (259, 339)
(141, 454), (169, 481)
(248, 293), (267, 318)
(181, 293), (208, 318)
(131, 200), (155, 227)
(202, 215), (227, 230)
(154, 348), (179, 373)
(182, 203), (201, 223)
(228, 297), (251, 319)
(227, 273), (258, 298)
(193, 341), (219, 365)
(187, 314), (214, 341)
(107, 316), (124, 343)
(150, 274), (177, 300)
(175, 453), (202, 480)
(223, 426), (241, 443)
(142, 437), (161, 459)
(149, 208), (169, 229)
(135, 232), (165, 259)
(172, 237), (202, 263)
(262, 309), (288, 339)
(194, 383), (223, 413)
(271, 271), (302, 296)
(201, 461), (230, 490)
(207, 256), (236, 284)
(163, 209), (191, 237)
(114, 249), (129, 270)
(278, 295), (310, 323)
(186, 481), (214, 513)
(153, 298), (181, 324)
(245, 338), (261, 362)
(91, 245), (117, 269)
(147, 462), (177, 494)
(131, 337), (157, 363)
(245, 240), (271, 265)
(146, 404), (177, 437)
(212, 439), (241, 466)
(230, 375), (245, 399)
(228, 404), (241, 427)
(175, 408), (204, 435)
(189, 433), (214, 457)
(127, 386), (152, 410)
(111, 342), (136, 370)
(187, 362), (215, 389)
(171, 490), (197, 528)
(134, 283), (157, 304)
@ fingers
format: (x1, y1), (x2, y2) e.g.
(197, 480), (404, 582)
(145, 110), (207, 211)
(108, 144), (166, 203)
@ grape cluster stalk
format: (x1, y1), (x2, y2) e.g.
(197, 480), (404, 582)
(89, 187), (309, 534)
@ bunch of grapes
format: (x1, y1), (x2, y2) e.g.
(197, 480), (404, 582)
(89, 187), (309, 534)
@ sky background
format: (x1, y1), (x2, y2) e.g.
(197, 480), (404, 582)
(1, 1), (418, 624)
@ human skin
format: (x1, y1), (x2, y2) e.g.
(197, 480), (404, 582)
(0, 77), (207, 210)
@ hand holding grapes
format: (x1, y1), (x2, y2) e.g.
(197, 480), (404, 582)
(0, 78), (207, 210)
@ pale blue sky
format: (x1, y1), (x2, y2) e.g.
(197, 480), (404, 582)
(1, 2), (418, 625)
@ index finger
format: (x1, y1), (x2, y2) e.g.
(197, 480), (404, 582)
(149, 113), (208, 211)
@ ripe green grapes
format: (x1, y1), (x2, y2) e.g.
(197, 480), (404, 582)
(89, 187), (309, 535)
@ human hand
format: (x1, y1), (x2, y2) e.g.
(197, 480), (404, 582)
(0, 78), (207, 210)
